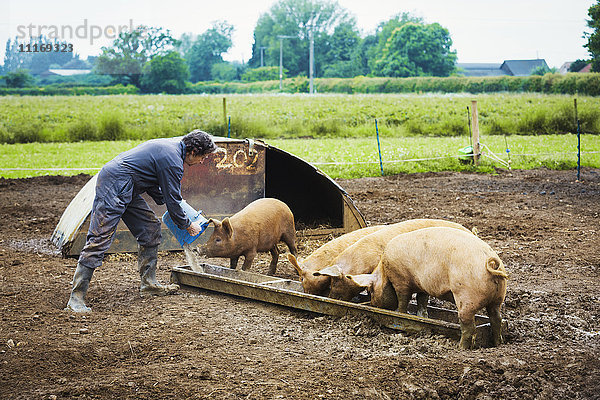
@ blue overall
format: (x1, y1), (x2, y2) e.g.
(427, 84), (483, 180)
(78, 138), (192, 270)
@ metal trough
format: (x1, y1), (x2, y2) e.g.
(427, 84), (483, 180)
(52, 137), (366, 257)
(170, 264), (505, 348)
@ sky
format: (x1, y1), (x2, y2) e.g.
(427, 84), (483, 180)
(0, 0), (596, 69)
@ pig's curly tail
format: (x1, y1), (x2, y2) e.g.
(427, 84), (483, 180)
(486, 257), (509, 280)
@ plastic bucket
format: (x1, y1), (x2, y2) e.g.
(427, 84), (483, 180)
(162, 200), (209, 247)
(458, 145), (474, 164)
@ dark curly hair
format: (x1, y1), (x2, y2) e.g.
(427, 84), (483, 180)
(182, 130), (218, 156)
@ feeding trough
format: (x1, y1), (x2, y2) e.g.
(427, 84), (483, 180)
(170, 263), (506, 348)
(51, 137), (366, 257)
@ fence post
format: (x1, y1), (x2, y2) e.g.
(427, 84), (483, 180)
(375, 119), (384, 176)
(574, 98), (578, 128)
(222, 98), (227, 132)
(471, 100), (481, 166)
(577, 120), (581, 181)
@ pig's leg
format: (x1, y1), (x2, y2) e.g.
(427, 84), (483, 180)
(458, 304), (477, 350)
(268, 246), (279, 275)
(230, 257), (239, 269)
(241, 251), (256, 271)
(393, 286), (411, 314)
(416, 292), (429, 318)
(486, 303), (504, 347)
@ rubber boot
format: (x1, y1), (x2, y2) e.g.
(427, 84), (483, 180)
(65, 264), (94, 313)
(138, 245), (179, 296)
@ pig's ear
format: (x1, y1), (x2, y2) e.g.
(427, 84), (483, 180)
(313, 265), (342, 278)
(287, 254), (303, 275)
(209, 218), (221, 227)
(347, 274), (376, 290)
(222, 217), (233, 238)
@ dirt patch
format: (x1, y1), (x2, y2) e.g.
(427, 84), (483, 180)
(1, 169), (599, 399)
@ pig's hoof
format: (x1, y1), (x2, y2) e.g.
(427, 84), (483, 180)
(140, 283), (180, 296)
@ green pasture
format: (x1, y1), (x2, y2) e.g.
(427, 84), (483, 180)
(1, 134), (597, 179)
(1, 93), (600, 145)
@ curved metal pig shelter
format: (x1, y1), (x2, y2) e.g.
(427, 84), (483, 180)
(52, 138), (366, 257)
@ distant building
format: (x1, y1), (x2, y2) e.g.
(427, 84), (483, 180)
(500, 59), (549, 76)
(559, 61), (592, 74)
(559, 62), (573, 74)
(455, 63), (506, 77)
(39, 69), (92, 77)
(578, 63), (592, 73)
(456, 59), (549, 77)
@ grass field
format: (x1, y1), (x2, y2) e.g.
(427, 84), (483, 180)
(1, 134), (597, 179)
(1, 93), (598, 179)
(1, 93), (600, 144)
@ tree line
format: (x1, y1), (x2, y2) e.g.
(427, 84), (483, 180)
(2, 0), (600, 94)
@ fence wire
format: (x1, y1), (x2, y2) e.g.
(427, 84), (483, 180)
(0, 152), (598, 172)
(308, 150), (600, 167)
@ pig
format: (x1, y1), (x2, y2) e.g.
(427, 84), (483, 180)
(287, 225), (385, 296)
(198, 198), (297, 275)
(347, 227), (509, 349)
(312, 219), (474, 308)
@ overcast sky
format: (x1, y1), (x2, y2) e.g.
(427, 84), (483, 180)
(0, 0), (595, 69)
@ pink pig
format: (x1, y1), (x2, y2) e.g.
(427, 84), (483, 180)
(198, 198), (297, 275)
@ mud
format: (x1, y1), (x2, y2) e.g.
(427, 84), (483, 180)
(0, 169), (599, 399)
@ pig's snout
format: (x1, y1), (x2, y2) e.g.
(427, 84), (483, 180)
(195, 244), (208, 257)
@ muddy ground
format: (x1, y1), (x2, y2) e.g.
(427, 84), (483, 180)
(0, 168), (599, 399)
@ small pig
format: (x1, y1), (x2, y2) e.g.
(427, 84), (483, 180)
(287, 225), (384, 296)
(198, 198), (297, 275)
(347, 227), (509, 349)
(312, 219), (473, 305)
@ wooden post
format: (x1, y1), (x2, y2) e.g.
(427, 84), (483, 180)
(471, 100), (480, 166)
(222, 98), (227, 130)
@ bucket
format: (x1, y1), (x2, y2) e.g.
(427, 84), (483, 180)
(162, 200), (210, 247)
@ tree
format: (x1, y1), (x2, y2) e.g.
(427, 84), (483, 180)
(322, 60), (362, 78)
(141, 51), (189, 94)
(569, 59), (590, 72)
(352, 34), (378, 76)
(3, 69), (34, 87)
(3, 38), (32, 72)
(321, 22), (364, 77)
(95, 26), (178, 87)
(242, 66), (285, 82)
(585, 1), (600, 72)
(365, 13), (424, 73)
(327, 22), (360, 62)
(248, 0), (354, 77)
(177, 33), (198, 56)
(373, 22), (456, 77)
(530, 65), (558, 75)
(211, 61), (245, 81)
(185, 21), (234, 82)
(3, 36), (75, 74)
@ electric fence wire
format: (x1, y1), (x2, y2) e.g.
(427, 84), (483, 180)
(0, 151), (598, 171)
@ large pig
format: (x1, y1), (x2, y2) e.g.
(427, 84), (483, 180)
(198, 198), (297, 275)
(347, 227), (509, 349)
(312, 219), (473, 306)
(287, 226), (384, 296)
